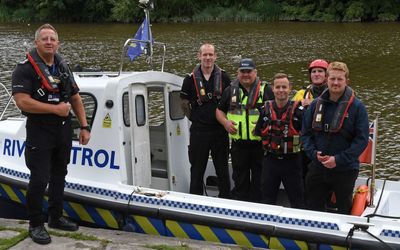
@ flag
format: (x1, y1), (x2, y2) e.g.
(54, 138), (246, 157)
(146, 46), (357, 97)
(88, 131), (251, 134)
(359, 118), (377, 165)
(127, 16), (151, 61)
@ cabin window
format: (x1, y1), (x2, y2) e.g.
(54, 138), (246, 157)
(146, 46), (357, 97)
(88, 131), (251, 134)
(122, 92), (130, 126)
(136, 95), (146, 126)
(71, 93), (97, 140)
(169, 91), (184, 120)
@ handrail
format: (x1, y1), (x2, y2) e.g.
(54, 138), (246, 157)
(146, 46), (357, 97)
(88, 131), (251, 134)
(0, 82), (17, 120)
(369, 111), (381, 208)
(118, 38), (166, 76)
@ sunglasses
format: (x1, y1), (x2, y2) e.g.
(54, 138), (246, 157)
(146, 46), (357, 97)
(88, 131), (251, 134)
(240, 69), (252, 73)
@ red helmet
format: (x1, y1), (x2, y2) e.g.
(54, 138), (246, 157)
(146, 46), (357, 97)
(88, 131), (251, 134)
(308, 59), (329, 72)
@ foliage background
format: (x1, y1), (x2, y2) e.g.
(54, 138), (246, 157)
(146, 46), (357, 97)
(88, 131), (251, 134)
(0, 0), (399, 22)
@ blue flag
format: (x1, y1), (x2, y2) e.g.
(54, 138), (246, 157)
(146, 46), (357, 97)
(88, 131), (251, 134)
(127, 16), (151, 61)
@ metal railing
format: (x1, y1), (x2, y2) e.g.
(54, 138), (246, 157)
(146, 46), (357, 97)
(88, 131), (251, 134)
(0, 81), (17, 120)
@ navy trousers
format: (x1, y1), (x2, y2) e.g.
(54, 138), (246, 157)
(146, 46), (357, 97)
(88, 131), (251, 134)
(305, 163), (359, 214)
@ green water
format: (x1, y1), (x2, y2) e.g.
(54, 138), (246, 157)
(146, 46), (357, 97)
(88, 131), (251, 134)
(0, 22), (399, 180)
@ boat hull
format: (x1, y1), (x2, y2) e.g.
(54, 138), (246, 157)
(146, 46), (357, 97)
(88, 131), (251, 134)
(1, 173), (398, 250)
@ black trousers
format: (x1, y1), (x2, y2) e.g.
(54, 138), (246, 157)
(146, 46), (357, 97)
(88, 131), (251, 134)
(230, 140), (263, 202)
(25, 118), (72, 227)
(261, 153), (305, 208)
(305, 163), (359, 214)
(188, 128), (230, 198)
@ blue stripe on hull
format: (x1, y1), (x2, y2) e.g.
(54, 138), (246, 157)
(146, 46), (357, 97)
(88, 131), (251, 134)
(0, 181), (358, 250)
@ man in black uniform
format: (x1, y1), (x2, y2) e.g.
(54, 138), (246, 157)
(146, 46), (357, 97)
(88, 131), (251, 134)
(216, 58), (274, 202)
(12, 24), (90, 244)
(180, 43), (231, 198)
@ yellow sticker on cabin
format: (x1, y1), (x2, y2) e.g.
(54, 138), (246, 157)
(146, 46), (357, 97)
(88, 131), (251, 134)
(103, 113), (112, 128)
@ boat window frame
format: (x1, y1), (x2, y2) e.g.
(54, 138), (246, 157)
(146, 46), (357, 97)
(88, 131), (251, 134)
(169, 90), (184, 121)
(135, 94), (146, 126)
(122, 92), (130, 127)
(71, 92), (97, 141)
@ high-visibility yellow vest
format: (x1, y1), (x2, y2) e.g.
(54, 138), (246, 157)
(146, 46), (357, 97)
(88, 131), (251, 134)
(227, 78), (264, 141)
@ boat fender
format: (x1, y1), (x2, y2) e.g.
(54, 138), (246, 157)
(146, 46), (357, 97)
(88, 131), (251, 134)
(351, 185), (370, 216)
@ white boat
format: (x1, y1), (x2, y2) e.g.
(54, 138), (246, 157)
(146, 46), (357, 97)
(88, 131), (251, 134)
(1, 5), (400, 250)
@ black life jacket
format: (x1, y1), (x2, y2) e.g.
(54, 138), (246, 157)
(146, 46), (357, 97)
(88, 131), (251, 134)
(27, 49), (75, 101)
(260, 100), (301, 154)
(229, 77), (262, 111)
(312, 86), (355, 133)
(302, 84), (327, 99)
(192, 64), (222, 105)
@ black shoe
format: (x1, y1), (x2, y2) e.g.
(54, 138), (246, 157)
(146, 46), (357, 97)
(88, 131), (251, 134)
(48, 217), (79, 231)
(29, 225), (51, 244)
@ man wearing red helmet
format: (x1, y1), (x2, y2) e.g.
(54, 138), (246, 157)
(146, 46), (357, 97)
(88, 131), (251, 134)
(293, 59), (329, 106)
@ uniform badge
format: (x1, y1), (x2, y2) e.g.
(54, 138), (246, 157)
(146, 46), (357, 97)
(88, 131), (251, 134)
(18, 59), (28, 64)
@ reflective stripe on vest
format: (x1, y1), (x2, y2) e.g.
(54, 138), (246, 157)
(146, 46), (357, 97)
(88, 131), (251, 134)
(227, 78), (263, 141)
(260, 100), (301, 154)
(312, 86), (355, 133)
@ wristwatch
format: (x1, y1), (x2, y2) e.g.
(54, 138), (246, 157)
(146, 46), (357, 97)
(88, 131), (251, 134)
(80, 125), (91, 132)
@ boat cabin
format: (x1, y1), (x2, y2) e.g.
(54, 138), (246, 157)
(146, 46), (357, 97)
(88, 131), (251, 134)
(69, 71), (191, 192)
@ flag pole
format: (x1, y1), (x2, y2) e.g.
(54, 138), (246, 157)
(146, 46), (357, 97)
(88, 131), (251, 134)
(144, 8), (153, 67)
(369, 111), (380, 207)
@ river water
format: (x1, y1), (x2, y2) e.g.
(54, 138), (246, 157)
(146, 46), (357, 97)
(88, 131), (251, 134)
(0, 22), (399, 180)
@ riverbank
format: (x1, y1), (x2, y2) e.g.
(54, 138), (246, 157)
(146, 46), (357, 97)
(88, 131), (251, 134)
(0, 218), (262, 250)
(1, 0), (399, 23)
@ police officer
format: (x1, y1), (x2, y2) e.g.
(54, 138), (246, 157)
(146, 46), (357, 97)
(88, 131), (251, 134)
(216, 58), (273, 202)
(302, 62), (369, 214)
(12, 24), (90, 244)
(255, 73), (305, 208)
(180, 43), (231, 198)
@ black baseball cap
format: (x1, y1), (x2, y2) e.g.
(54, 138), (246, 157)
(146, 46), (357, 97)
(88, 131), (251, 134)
(238, 58), (256, 70)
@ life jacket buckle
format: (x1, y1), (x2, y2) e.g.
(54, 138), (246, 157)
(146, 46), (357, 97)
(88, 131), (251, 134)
(37, 88), (45, 97)
(196, 99), (203, 106)
(324, 124), (329, 132)
(207, 92), (213, 100)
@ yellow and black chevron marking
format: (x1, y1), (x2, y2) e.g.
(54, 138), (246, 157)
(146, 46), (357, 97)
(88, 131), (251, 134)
(0, 183), (27, 205)
(62, 200), (119, 229)
(0, 182), (346, 250)
(0, 182), (119, 229)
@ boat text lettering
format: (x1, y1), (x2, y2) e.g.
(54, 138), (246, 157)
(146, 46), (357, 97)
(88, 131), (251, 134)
(2, 139), (120, 170)
(70, 147), (120, 169)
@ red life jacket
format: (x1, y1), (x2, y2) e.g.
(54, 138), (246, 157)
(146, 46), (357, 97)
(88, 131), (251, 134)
(192, 64), (222, 105)
(27, 49), (61, 93)
(27, 49), (77, 101)
(260, 100), (301, 154)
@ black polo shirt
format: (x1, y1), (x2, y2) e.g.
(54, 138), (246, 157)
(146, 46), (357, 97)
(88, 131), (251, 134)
(180, 66), (230, 130)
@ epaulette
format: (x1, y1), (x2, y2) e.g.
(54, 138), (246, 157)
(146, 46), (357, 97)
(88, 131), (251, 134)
(18, 59), (29, 64)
